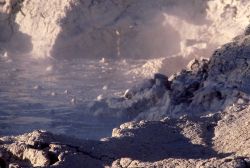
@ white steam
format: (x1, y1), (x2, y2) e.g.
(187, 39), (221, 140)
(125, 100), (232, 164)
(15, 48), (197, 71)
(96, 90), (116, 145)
(0, 0), (250, 74)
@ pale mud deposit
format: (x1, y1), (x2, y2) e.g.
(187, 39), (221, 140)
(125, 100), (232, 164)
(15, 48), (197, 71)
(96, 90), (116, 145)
(0, 0), (250, 168)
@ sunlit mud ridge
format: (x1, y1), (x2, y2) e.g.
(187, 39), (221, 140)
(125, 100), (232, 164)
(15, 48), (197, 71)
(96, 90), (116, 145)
(1, 20), (250, 168)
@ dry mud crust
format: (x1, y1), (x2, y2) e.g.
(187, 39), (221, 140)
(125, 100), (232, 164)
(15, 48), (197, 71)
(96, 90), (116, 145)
(0, 111), (249, 167)
(213, 106), (250, 158)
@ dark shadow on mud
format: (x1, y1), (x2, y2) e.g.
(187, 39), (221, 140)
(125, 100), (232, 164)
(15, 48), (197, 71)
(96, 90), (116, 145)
(51, 117), (231, 167)
(100, 121), (228, 163)
(51, 0), (208, 60)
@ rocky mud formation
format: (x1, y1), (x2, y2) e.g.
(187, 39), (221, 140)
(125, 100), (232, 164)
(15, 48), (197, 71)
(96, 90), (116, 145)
(0, 109), (249, 167)
(0, 23), (250, 168)
(88, 31), (250, 121)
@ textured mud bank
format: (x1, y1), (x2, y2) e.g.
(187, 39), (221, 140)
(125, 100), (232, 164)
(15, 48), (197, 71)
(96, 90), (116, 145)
(0, 108), (249, 167)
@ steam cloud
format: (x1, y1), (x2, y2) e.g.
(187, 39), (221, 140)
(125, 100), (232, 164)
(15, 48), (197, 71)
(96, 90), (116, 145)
(0, 0), (250, 75)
